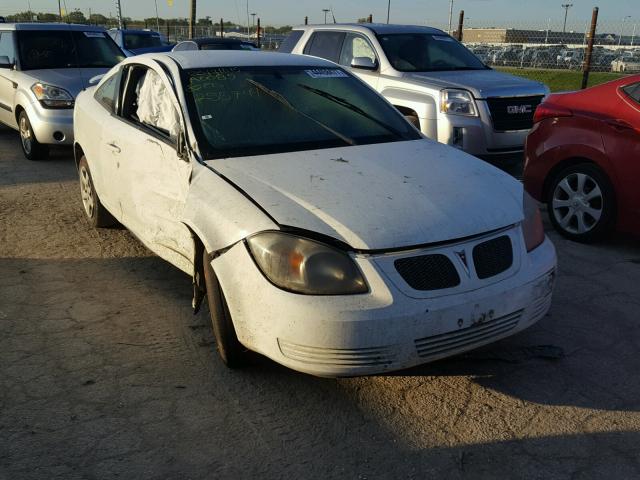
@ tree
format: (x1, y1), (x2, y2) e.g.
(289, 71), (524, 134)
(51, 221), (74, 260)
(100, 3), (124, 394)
(66, 9), (87, 24)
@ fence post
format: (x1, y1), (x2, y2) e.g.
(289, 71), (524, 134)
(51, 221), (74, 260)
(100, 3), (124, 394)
(456, 10), (464, 41)
(257, 18), (261, 48)
(581, 7), (599, 90)
(367, 14), (373, 23)
(220, 18), (224, 37)
(304, 16), (308, 25)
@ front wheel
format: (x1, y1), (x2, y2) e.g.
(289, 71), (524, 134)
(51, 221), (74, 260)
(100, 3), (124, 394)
(202, 251), (250, 368)
(547, 163), (616, 243)
(78, 156), (116, 228)
(18, 111), (49, 160)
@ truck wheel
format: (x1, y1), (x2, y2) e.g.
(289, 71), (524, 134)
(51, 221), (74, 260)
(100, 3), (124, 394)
(202, 250), (249, 368)
(18, 111), (49, 160)
(78, 156), (116, 228)
(547, 163), (615, 243)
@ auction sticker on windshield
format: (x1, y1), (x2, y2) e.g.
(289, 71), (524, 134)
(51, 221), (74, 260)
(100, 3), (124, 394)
(305, 69), (348, 79)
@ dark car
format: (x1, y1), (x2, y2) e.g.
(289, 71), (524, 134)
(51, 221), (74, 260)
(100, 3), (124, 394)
(524, 75), (640, 242)
(171, 37), (259, 52)
(107, 29), (173, 55)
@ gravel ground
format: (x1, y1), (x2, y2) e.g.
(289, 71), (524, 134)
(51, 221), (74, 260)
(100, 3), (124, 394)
(1, 124), (639, 479)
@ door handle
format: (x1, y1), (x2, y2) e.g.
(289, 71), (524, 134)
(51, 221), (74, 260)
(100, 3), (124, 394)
(107, 142), (121, 154)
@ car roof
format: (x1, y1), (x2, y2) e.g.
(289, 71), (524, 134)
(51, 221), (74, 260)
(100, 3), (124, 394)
(184, 37), (244, 45)
(112, 29), (162, 35)
(293, 23), (446, 36)
(154, 50), (336, 69)
(0, 22), (106, 32)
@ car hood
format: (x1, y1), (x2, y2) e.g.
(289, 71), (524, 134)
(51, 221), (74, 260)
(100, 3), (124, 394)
(21, 68), (112, 98)
(402, 69), (548, 99)
(208, 139), (524, 251)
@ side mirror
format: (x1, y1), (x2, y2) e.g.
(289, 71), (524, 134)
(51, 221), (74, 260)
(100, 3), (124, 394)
(351, 56), (377, 71)
(176, 131), (189, 162)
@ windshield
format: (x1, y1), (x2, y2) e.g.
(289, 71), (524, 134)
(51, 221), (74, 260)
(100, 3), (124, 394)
(17, 30), (124, 70)
(201, 43), (245, 51)
(184, 66), (420, 159)
(377, 33), (487, 72)
(124, 32), (163, 50)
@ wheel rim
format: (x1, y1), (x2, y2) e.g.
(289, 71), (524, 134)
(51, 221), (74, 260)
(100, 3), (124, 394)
(19, 116), (32, 155)
(552, 172), (603, 235)
(79, 166), (95, 219)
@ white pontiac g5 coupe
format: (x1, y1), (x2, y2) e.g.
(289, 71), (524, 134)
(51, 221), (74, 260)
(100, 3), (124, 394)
(73, 51), (556, 377)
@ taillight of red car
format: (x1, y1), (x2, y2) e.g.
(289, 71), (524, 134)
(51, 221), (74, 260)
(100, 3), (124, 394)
(533, 103), (573, 124)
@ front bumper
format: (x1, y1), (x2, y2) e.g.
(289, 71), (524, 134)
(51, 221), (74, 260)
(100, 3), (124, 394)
(435, 100), (530, 159)
(212, 235), (557, 377)
(23, 100), (74, 146)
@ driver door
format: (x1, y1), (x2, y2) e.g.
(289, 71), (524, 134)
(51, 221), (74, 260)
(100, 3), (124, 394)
(109, 64), (194, 273)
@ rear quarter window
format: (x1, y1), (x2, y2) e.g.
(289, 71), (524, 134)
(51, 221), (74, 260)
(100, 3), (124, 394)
(622, 82), (640, 104)
(278, 30), (303, 53)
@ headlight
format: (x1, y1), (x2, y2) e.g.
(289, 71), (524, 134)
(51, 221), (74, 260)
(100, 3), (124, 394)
(440, 89), (477, 116)
(523, 191), (545, 252)
(31, 83), (74, 109)
(246, 232), (368, 295)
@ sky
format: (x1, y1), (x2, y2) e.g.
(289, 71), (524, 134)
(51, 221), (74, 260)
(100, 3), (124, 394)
(1, 0), (638, 31)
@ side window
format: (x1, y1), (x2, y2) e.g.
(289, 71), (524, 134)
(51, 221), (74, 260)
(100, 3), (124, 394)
(303, 31), (345, 63)
(121, 66), (181, 143)
(0, 31), (16, 66)
(339, 33), (377, 67)
(94, 71), (121, 113)
(622, 82), (640, 104)
(278, 30), (303, 53)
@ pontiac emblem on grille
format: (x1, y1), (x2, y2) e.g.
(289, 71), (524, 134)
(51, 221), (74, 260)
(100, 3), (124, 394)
(455, 250), (471, 276)
(507, 105), (532, 114)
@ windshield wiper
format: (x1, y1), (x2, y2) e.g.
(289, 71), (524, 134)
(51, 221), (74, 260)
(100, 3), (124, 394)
(246, 79), (356, 146)
(297, 84), (406, 139)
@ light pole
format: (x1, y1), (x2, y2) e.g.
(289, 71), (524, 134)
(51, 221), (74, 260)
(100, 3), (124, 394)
(562, 3), (573, 33)
(619, 16), (631, 46)
(545, 17), (551, 44)
(448, 0), (454, 34)
(322, 9), (330, 24)
(246, 0), (250, 40)
(154, 0), (160, 33)
(387, 0), (391, 24)
(632, 23), (637, 47)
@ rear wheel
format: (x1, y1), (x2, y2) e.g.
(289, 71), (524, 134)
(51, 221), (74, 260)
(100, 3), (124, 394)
(547, 163), (615, 243)
(78, 156), (116, 228)
(18, 111), (49, 160)
(202, 250), (249, 368)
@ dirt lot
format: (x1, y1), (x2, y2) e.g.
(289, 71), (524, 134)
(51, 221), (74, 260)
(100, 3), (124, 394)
(1, 124), (639, 479)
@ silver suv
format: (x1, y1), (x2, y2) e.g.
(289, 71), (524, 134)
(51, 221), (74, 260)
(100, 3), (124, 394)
(0, 23), (124, 160)
(281, 24), (549, 163)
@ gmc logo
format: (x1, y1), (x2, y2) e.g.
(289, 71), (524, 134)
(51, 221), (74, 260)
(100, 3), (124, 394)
(507, 105), (533, 114)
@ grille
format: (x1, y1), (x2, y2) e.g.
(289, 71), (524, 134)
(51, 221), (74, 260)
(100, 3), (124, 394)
(395, 254), (461, 291)
(278, 340), (396, 367)
(415, 310), (522, 358)
(486, 96), (544, 131)
(473, 236), (513, 280)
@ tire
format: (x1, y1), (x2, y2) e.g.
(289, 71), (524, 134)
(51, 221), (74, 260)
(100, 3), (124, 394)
(78, 156), (116, 228)
(547, 163), (616, 243)
(18, 111), (49, 160)
(202, 250), (249, 368)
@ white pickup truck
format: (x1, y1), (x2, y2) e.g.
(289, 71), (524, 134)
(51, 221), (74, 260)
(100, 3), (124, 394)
(280, 23), (550, 163)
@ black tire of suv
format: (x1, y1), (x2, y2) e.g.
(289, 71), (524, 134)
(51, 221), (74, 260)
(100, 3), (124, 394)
(18, 111), (49, 160)
(202, 250), (250, 368)
(78, 156), (116, 228)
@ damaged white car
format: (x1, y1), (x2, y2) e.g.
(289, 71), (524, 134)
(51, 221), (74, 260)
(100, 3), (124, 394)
(73, 51), (556, 376)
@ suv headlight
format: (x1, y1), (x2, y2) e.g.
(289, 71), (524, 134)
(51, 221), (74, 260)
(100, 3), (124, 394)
(523, 191), (545, 252)
(246, 232), (368, 295)
(31, 83), (74, 109)
(440, 89), (478, 117)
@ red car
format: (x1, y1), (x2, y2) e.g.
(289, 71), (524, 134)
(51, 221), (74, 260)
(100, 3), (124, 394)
(524, 75), (640, 242)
